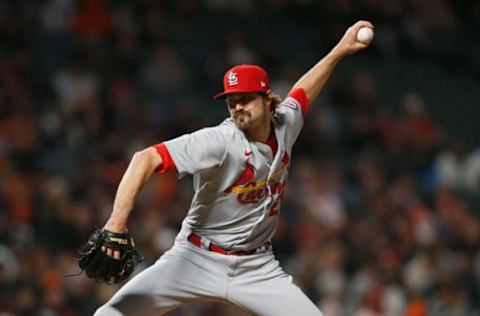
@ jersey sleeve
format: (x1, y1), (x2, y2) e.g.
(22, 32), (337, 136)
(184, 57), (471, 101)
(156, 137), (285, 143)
(153, 143), (177, 173)
(163, 127), (227, 178)
(275, 88), (309, 147)
(287, 88), (310, 117)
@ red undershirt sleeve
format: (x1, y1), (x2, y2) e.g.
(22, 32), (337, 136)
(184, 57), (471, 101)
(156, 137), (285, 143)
(153, 143), (177, 173)
(287, 88), (310, 117)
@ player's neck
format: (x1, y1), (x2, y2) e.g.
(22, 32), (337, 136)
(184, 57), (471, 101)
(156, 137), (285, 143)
(246, 121), (272, 143)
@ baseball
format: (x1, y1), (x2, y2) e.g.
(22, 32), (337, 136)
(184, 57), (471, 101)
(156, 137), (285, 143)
(356, 27), (374, 45)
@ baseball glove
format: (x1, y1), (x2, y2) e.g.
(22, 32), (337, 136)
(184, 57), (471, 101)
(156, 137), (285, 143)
(77, 228), (143, 284)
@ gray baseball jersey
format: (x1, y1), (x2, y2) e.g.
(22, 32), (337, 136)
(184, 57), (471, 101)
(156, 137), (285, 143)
(164, 95), (304, 251)
(95, 92), (324, 316)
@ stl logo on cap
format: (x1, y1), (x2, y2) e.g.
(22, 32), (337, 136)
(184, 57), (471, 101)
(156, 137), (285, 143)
(213, 65), (270, 100)
(228, 72), (238, 86)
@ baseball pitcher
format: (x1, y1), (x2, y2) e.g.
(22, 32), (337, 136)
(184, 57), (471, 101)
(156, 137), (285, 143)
(79, 20), (373, 315)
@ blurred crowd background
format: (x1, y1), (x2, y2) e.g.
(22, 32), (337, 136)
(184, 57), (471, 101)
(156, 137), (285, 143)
(1, 0), (480, 315)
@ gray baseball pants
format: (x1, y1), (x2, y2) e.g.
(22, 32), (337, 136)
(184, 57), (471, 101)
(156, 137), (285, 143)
(94, 240), (323, 316)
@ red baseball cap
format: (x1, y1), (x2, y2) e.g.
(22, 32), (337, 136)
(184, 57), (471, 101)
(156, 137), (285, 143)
(213, 64), (270, 100)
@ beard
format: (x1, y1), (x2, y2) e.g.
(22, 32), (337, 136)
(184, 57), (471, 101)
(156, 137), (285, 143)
(233, 112), (253, 130)
(230, 101), (270, 133)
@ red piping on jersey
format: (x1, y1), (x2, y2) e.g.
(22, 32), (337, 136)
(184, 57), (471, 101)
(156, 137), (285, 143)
(153, 143), (177, 173)
(287, 88), (310, 117)
(265, 132), (278, 157)
(282, 151), (289, 165)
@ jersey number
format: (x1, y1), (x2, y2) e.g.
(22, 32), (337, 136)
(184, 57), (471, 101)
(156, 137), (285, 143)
(268, 182), (285, 217)
(269, 200), (280, 217)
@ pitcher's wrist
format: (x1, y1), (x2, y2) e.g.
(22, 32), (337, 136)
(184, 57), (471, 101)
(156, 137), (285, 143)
(104, 216), (128, 233)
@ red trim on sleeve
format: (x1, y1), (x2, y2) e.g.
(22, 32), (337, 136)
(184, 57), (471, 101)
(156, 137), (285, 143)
(153, 143), (177, 173)
(287, 88), (310, 117)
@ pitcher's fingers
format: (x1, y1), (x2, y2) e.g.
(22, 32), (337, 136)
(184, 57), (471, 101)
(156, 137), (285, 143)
(107, 248), (113, 257)
(353, 20), (374, 30)
(114, 250), (121, 260)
